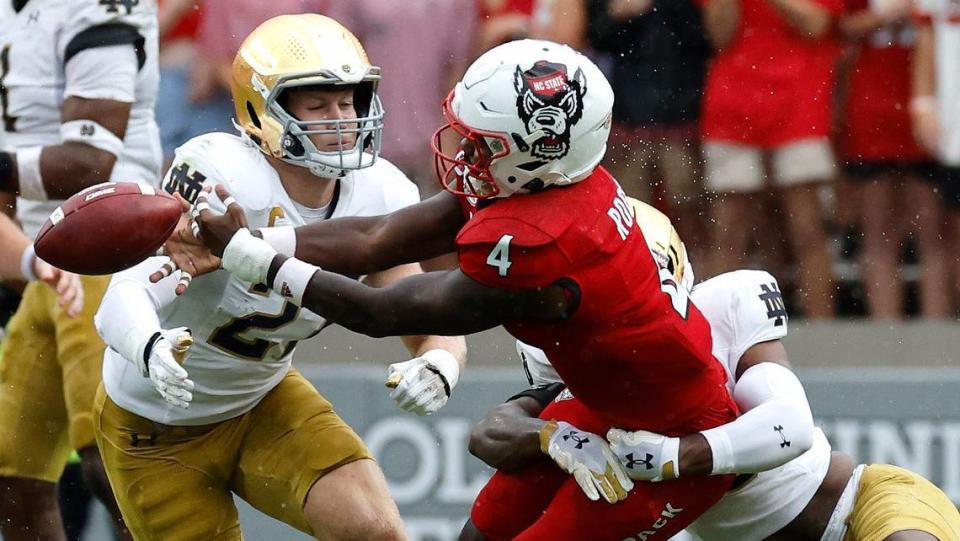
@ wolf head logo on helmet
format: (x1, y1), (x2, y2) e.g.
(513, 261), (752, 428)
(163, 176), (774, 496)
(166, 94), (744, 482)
(432, 39), (614, 200)
(513, 61), (587, 162)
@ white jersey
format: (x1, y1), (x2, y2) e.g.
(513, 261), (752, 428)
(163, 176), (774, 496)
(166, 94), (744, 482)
(101, 133), (420, 425)
(684, 270), (831, 541)
(916, 0), (960, 166)
(517, 269), (832, 541)
(0, 0), (161, 237)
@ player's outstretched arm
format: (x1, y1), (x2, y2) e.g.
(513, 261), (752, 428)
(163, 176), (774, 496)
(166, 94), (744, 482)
(609, 340), (816, 480)
(192, 185), (464, 276)
(292, 189), (465, 274)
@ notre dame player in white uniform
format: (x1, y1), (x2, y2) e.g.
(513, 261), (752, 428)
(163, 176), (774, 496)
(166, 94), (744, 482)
(94, 14), (465, 540)
(470, 202), (960, 541)
(0, 0), (158, 538)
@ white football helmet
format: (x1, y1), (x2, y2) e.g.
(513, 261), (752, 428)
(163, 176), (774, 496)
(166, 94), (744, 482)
(432, 39), (614, 199)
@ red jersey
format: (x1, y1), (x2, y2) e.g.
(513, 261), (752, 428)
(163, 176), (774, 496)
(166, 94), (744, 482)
(699, 0), (844, 147)
(841, 2), (927, 162)
(456, 167), (737, 433)
(476, 0), (534, 18)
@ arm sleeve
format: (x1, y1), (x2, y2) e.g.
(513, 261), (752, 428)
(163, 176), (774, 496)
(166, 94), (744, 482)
(63, 44), (138, 102)
(94, 256), (181, 363)
(699, 362), (815, 475)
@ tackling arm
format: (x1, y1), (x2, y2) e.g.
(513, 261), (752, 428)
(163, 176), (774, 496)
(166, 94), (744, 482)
(609, 339), (816, 480)
(291, 190), (465, 275)
(278, 256), (561, 337)
(468, 394), (553, 472)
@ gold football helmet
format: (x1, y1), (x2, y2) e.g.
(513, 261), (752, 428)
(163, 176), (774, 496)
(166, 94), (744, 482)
(628, 198), (694, 292)
(231, 14), (383, 178)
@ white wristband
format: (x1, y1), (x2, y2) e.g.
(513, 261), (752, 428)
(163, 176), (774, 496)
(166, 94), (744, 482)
(16, 146), (45, 200)
(19, 244), (38, 281)
(221, 228), (278, 285)
(258, 226), (297, 256)
(272, 257), (318, 306)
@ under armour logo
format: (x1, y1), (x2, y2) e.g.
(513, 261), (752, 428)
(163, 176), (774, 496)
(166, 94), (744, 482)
(130, 432), (157, 447)
(759, 282), (787, 327)
(26, 11), (39, 23)
(80, 123), (95, 136)
(624, 452), (654, 470)
(562, 431), (590, 449)
(774, 425), (791, 448)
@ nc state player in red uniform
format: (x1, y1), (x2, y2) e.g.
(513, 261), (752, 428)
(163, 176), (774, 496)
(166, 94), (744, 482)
(178, 40), (738, 540)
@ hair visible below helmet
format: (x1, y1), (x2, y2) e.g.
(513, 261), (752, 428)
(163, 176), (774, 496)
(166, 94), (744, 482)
(433, 39), (613, 199)
(231, 14), (384, 178)
(628, 198), (695, 292)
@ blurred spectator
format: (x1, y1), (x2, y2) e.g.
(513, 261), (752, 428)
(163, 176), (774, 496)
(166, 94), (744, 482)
(839, 0), (947, 319)
(913, 0), (960, 313)
(198, 0), (329, 92)
(699, 0), (844, 319)
(585, 0), (711, 267)
(156, 0), (233, 165)
(326, 1), (478, 197)
(476, 0), (535, 51)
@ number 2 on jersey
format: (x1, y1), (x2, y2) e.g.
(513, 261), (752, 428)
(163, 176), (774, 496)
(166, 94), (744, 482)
(487, 234), (514, 277)
(209, 301), (299, 361)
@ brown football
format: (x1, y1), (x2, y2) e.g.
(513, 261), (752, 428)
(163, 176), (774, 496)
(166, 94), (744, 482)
(35, 182), (181, 275)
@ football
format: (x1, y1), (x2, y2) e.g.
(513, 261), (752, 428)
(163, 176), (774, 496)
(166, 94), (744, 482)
(34, 182), (182, 275)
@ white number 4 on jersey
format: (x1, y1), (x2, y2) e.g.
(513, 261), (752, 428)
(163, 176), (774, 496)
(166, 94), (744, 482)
(487, 234), (514, 277)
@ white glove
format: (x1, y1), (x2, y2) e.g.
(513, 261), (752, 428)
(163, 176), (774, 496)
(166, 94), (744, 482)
(385, 349), (460, 415)
(540, 420), (634, 503)
(221, 228), (277, 285)
(607, 428), (680, 482)
(138, 327), (195, 409)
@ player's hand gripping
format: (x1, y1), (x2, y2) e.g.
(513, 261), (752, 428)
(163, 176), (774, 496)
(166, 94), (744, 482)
(607, 428), (680, 482)
(385, 349), (460, 415)
(139, 327), (195, 409)
(540, 420), (634, 503)
(150, 192), (222, 294)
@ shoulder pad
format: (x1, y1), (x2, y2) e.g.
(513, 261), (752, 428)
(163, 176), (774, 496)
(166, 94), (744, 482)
(163, 133), (274, 212)
(457, 214), (557, 249)
(457, 220), (568, 290)
(694, 269), (788, 360)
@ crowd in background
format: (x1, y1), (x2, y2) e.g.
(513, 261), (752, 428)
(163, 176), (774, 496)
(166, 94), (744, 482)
(2, 0), (954, 345)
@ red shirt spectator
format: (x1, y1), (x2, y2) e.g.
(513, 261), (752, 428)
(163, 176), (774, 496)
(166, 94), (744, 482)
(700, 0), (844, 147)
(841, 0), (925, 162)
(326, 1), (477, 191)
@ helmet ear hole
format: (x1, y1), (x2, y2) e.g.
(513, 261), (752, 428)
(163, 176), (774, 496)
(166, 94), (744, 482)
(246, 101), (261, 129)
